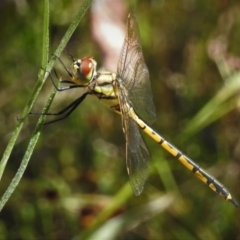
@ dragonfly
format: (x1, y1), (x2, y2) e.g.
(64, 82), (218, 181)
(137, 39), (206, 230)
(35, 13), (238, 207)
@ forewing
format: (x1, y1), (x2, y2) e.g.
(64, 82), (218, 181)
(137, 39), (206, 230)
(117, 13), (156, 124)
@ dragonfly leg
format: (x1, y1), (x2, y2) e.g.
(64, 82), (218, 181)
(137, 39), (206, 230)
(49, 69), (80, 91)
(42, 92), (89, 125)
(21, 92), (88, 125)
(53, 54), (74, 79)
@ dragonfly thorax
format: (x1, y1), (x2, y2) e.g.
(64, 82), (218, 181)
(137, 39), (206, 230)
(88, 71), (120, 110)
(72, 56), (97, 85)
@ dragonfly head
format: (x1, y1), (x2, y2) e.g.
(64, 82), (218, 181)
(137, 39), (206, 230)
(72, 56), (97, 85)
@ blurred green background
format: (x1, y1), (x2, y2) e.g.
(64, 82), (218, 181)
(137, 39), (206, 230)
(0, 0), (240, 239)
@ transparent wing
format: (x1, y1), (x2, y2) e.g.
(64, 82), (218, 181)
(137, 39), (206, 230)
(117, 13), (156, 124)
(125, 118), (150, 195)
(117, 82), (150, 195)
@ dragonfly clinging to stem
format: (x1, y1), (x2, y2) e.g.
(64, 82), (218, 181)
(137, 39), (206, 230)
(31, 13), (238, 207)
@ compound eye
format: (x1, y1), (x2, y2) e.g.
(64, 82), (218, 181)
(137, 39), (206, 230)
(80, 57), (96, 81)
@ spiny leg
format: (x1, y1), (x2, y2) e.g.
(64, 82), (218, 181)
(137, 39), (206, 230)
(17, 71), (84, 122)
(24, 92), (89, 125)
(40, 66), (90, 124)
(53, 54), (74, 79)
(40, 92), (89, 125)
(50, 68), (80, 91)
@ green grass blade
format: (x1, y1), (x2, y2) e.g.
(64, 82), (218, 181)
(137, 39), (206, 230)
(184, 71), (240, 136)
(0, 0), (92, 210)
(79, 183), (133, 239)
(0, 0), (50, 181)
(79, 194), (174, 240)
(0, 86), (57, 211)
(42, 0), (50, 67)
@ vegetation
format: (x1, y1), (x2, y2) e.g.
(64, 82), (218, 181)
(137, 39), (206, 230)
(0, 0), (239, 239)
